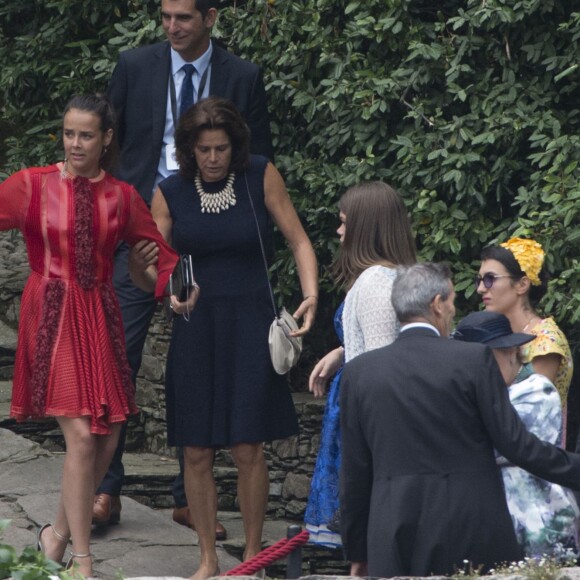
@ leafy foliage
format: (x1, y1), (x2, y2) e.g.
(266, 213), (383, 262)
(0, 519), (79, 580)
(0, 0), (578, 383)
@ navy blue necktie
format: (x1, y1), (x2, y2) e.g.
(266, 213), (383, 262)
(180, 64), (195, 117)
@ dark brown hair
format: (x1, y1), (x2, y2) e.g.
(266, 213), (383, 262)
(333, 181), (417, 288)
(175, 96), (250, 180)
(161, 0), (218, 20)
(63, 93), (119, 171)
(194, 0), (219, 19)
(480, 245), (549, 307)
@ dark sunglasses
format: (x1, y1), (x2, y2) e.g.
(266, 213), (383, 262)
(474, 273), (514, 289)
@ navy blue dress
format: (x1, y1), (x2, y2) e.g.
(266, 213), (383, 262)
(304, 302), (344, 548)
(159, 155), (298, 447)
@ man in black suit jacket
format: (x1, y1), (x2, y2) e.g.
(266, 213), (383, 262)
(109, 1), (273, 204)
(94, 0), (273, 534)
(340, 263), (580, 577)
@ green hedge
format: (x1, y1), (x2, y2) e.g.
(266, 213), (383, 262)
(1, 0), (578, 389)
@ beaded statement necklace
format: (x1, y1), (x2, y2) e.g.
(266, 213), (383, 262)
(194, 170), (236, 214)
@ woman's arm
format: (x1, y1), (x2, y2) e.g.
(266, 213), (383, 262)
(150, 186), (173, 244)
(523, 319), (571, 393)
(123, 184), (178, 298)
(150, 187), (199, 315)
(128, 239), (159, 292)
(263, 162), (318, 336)
(128, 187), (172, 292)
(0, 169), (31, 231)
(309, 346), (344, 398)
(531, 353), (561, 386)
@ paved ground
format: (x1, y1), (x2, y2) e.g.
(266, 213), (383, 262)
(6, 423), (580, 580)
(0, 427), (289, 579)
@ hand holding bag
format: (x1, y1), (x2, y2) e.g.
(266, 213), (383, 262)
(269, 307), (303, 375)
(245, 174), (303, 374)
(170, 254), (196, 302)
(164, 254), (197, 322)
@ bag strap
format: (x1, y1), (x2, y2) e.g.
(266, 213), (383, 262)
(244, 172), (278, 319)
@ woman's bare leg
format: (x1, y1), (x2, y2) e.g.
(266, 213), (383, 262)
(184, 446), (219, 580)
(231, 443), (268, 562)
(39, 418), (122, 577)
(53, 417), (96, 577)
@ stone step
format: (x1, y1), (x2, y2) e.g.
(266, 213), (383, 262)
(121, 455), (349, 576)
(1, 381), (325, 522)
(0, 380), (338, 573)
(155, 508), (349, 578)
(0, 426), (346, 574)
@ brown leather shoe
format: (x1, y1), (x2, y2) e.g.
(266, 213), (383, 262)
(92, 494), (122, 526)
(215, 520), (227, 541)
(172, 506), (227, 540)
(172, 506), (190, 527)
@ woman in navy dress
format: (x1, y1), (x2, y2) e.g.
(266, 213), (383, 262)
(137, 97), (318, 580)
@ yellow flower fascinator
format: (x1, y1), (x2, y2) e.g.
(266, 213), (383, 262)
(500, 237), (545, 286)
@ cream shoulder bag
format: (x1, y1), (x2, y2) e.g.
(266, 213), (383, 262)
(244, 173), (302, 375)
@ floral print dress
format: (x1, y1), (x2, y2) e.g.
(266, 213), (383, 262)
(498, 364), (579, 559)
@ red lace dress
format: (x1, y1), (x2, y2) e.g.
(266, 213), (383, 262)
(0, 165), (177, 434)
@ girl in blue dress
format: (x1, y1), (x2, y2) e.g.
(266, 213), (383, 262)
(305, 182), (416, 547)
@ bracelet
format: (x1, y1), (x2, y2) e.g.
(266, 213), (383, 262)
(303, 295), (318, 301)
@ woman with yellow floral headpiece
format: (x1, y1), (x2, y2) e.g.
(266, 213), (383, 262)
(475, 237), (573, 438)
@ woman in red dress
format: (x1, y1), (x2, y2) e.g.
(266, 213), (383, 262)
(0, 94), (177, 577)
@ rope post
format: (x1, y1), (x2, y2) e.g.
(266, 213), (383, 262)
(285, 525), (303, 579)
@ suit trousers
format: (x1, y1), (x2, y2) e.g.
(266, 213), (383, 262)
(97, 243), (187, 504)
(97, 243), (161, 494)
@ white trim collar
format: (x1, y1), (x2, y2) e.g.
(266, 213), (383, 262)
(400, 322), (440, 336)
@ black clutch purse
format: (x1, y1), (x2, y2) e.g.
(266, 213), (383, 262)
(170, 254), (196, 301)
(164, 254), (197, 321)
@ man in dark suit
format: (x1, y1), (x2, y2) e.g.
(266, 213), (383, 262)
(93, 0), (273, 535)
(340, 262), (580, 577)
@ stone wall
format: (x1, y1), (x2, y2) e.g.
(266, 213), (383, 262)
(0, 230), (26, 377)
(0, 230), (326, 520)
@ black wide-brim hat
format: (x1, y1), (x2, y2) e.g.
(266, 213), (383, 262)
(453, 311), (535, 349)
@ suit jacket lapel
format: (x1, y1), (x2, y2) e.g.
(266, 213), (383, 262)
(151, 42), (171, 148)
(208, 42), (229, 96)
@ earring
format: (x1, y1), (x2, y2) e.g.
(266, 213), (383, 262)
(60, 159), (68, 179)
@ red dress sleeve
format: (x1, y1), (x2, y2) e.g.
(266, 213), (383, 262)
(122, 186), (178, 300)
(0, 169), (32, 231)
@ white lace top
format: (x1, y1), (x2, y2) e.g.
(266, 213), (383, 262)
(343, 265), (399, 363)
